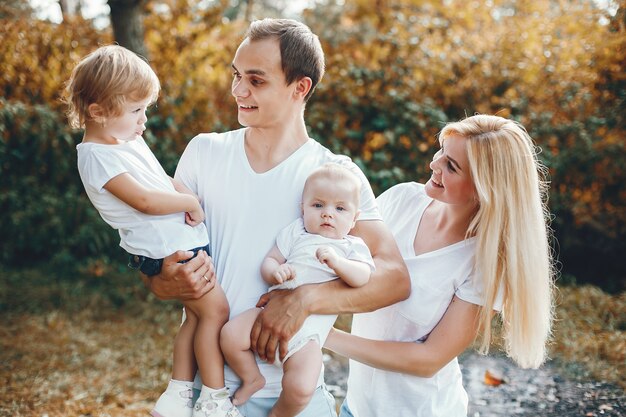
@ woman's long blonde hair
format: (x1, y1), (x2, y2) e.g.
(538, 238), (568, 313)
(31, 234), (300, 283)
(440, 114), (555, 369)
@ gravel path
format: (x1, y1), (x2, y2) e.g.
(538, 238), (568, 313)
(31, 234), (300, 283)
(322, 351), (625, 416)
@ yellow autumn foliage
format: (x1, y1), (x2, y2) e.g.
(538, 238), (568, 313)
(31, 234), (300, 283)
(0, 0), (624, 288)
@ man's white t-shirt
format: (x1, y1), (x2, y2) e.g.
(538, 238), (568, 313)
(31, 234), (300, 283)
(76, 137), (208, 259)
(174, 128), (380, 398)
(346, 182), (503, 417)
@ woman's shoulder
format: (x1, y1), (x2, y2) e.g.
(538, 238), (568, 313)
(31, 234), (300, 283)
(376, 182), (430, 222)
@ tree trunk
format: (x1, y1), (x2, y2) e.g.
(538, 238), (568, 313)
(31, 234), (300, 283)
(244, 0), (253, 21)
(107, 0), (148, 59)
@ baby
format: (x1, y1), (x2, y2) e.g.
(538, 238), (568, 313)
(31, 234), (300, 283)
(220, 163), (374, 417)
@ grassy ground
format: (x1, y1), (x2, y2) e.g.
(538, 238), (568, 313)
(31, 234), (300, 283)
(0, 266), (624, 416)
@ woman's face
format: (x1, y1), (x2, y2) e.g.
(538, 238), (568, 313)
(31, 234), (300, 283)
(424, 134), (478, 207)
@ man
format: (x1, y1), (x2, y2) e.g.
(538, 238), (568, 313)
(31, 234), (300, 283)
(145, 18), (410, 417)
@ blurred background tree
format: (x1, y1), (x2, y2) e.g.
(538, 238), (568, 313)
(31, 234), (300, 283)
(0, 0), (624, 291)
(108, 0), (149, 58)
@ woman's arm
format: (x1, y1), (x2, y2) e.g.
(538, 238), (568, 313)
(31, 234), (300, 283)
(324, 296), (481, 378)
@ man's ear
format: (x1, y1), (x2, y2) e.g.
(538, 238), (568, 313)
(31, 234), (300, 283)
(88, 103), (106, 123)
(293, 77), (312, 100)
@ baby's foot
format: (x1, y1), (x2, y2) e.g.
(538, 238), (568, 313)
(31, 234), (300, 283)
(232, 375), (266, 406)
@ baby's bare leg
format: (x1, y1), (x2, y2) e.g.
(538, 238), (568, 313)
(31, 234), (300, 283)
(269, 341), (322, 417)
(184, 283), (229, 389)
(220, 308), (266, 405)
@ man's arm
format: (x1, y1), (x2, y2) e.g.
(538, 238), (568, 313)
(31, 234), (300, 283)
(171, 177), (196, 196)
(251, 219), (410, 362)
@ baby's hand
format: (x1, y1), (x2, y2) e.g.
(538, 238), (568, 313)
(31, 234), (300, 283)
(186, 205), (205, 226)
(316, 246), (339, 268)
(272, 264), (296, 284)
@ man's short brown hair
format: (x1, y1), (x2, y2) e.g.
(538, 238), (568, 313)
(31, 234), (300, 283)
(246, 18), (325, 102)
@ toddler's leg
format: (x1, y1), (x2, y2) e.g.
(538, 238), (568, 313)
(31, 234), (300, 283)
(269, 341), (322, 417)
(151, 309), (200, 417)
(220, 308), (266, 405)
(184, 283), (230, 390)
(172, 308), (198, 381)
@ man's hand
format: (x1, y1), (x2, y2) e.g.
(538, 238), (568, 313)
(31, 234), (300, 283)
(146, 249), (216, 300)
(251, 286), (310, 363)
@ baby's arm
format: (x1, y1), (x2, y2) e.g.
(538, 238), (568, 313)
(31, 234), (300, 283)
(104, 173), (204, 224)
(260, 245), (296, 286)
(316, 246), (371, 288)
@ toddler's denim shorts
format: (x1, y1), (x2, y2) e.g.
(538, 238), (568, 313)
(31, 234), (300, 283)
(127, 244), (210, 276)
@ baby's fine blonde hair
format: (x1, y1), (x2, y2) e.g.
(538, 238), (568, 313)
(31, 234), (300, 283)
(64, 45), (160, 128)
(440, 114), (555, 369)
(304, 163), (362, 206)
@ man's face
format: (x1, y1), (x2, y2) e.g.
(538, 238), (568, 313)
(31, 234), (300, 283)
(231, 37), (300, 128)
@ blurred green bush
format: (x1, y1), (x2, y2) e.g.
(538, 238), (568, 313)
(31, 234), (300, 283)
(0, 0), (624, 291)
(0, 100), (119, 268)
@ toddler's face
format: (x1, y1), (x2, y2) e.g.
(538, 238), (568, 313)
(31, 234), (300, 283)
(104, 98), (151, 142)
(302, 177), (359, 239)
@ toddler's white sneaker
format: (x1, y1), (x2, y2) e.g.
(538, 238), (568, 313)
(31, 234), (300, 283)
(192, 387), (242, 417)
(151, 380), (194, 417)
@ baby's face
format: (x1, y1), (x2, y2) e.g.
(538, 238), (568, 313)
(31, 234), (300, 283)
(301, 177), (359, 239)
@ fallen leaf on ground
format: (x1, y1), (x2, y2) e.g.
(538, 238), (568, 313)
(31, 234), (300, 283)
(484, 368), (506, 386)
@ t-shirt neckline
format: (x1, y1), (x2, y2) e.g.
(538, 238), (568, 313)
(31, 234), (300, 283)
(238, 129), (313, 176)
(409, 191), (476, 258)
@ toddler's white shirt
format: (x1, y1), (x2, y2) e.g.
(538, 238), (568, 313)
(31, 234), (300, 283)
(77, 137), (208, 258)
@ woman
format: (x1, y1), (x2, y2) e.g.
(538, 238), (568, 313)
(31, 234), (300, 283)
(325, 114), (555, 417)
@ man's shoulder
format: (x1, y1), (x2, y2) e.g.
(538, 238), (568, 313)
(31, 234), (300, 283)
(189, 128), (245, 148)
(306, 140), (368, 183)
(307, 139), (352, 165)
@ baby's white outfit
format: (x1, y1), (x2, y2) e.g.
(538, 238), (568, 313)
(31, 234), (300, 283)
(270, 218), (375, 365)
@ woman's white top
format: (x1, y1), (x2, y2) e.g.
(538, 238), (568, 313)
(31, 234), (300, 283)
(76, 137), (208, 259)
(345, 182), (502, 417)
